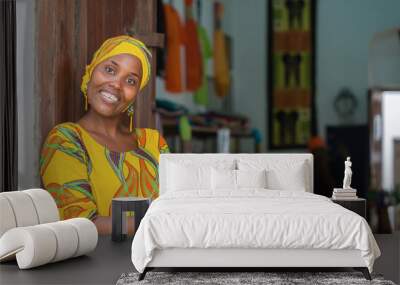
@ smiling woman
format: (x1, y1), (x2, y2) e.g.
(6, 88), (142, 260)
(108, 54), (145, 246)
(39, 36), (169, 235)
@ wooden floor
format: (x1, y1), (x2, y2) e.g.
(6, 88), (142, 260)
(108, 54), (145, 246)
(373, 232), (400, 284)
(0, 233), (398, 284)
(0, 236), (134, 285)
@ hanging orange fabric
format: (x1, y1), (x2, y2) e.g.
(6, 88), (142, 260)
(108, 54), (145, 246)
(213, 2), (230, 97)
(164, 3), (184, 93)
(184, 0), (202, 91)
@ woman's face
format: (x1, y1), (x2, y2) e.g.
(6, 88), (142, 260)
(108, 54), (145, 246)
(87, 53), (143, 118)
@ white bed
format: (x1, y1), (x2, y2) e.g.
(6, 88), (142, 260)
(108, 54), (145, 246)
(131, 154), (380, 280)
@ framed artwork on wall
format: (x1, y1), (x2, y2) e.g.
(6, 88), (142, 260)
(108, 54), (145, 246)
(268, 0), (316, 149)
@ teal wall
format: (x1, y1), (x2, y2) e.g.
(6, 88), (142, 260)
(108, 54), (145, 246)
(229, 0), (267, 152)
(316, 0), (400, 137)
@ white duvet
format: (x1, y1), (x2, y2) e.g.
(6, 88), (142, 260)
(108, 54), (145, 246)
(131, 190), (380, 273)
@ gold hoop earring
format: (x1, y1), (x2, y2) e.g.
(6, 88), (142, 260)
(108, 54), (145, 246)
(127, 104), (134, 132)
(84, 95), (88, 111)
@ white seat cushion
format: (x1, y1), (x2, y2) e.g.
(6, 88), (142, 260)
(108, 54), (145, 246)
(0, 189), (98, 269)
(24, 189), (59, 223)
(0, 196), (17, 237)
(0, 189), (59, 237)
(0, 226), (57, 269)
(0, 191), (39, 227)
(63, 218), (98, 257)
(42, 222), (79, 262)
(0, 218), (97, 269)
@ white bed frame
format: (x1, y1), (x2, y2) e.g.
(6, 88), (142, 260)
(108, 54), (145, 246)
(148, 248), (365, 268)
(140, 154), (370, 280)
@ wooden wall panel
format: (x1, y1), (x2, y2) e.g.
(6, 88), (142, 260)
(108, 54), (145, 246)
(86, 0), (105, 59)
(74, 0), (88, 122)
(38, 0), (88, 140)
(122, 0), (137, 32)
(104, 0), (123, 37)
(37, 0), (58, 141)
(55, 0), (73, 124)
(86, 0), (137, 60)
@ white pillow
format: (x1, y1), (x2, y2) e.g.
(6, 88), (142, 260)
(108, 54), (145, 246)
(167, 159), (236, 170)
(211, 168), (237, 190)
(238, 159), (308, 191)
(236, 169), (267, 188)
(167, 163), (212, 191)
(265, 165), (306, 191)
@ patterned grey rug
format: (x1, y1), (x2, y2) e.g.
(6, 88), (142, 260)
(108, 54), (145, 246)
(116, 271), (395, 285)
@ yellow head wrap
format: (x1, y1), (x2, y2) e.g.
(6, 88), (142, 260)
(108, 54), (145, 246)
(81, 35), (152, 97)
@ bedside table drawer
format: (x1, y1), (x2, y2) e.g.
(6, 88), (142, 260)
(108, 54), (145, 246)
(331, 199), (366, 219)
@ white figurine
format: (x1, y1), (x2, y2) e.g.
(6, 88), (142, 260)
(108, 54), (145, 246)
(342, 157), (353, 189)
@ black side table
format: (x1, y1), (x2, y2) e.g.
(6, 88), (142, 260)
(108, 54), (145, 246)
(111, 197), (151, 242)
(331, 198), (366, 219)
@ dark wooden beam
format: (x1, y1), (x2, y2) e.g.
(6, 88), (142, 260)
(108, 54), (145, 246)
(129, 0), (158, 129)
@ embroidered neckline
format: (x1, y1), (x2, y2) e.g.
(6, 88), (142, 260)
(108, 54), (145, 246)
(71, 122), (142, 154)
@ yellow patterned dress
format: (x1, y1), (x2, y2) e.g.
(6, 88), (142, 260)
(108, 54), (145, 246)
(40, 122), (169, 220)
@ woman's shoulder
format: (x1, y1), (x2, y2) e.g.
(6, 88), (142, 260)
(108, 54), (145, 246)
(48, 122), (79, 132)
(45, 122), (83, 144)
(135, 128), (161, 136)
(135, 128), (167, 151)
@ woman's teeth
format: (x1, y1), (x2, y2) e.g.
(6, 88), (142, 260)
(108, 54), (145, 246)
(100, 91), (118, 103)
